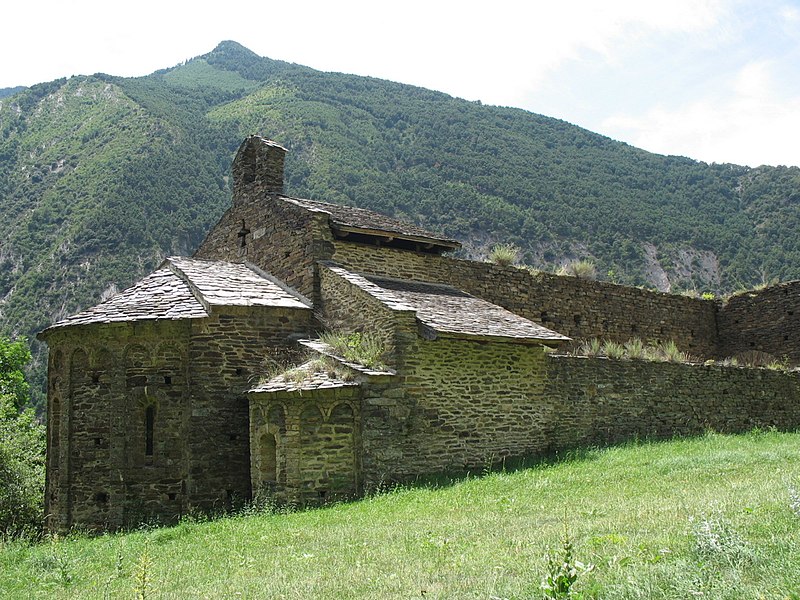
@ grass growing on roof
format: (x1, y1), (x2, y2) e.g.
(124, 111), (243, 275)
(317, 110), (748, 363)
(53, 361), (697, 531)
(318, 330), (387, 370)
(3, 430), (800, 598)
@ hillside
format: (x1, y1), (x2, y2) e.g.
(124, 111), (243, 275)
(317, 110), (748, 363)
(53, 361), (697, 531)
(2, 431), (799, 598)
(1, 41), (799, 407)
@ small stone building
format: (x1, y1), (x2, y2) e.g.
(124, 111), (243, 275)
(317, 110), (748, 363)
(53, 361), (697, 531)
(40, 135), (800, 531)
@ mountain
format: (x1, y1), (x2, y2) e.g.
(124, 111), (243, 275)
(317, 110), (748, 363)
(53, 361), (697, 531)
(0, 86), (27, 99)
(1, 40), (799, 407)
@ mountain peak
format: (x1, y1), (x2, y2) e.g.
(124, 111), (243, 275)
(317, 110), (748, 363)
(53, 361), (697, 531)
(208, 40), (260, 60)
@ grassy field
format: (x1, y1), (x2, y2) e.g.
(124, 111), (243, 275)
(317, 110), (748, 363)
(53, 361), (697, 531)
(2, 430), (800, 599)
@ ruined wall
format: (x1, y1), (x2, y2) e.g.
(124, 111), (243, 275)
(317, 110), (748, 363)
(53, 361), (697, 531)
(332, 242), (718, 357)
(194, 198), (334, 302)
(717, 281), (800, 363)
(249, 386), (361, 505)
(544, 356), (800, 448)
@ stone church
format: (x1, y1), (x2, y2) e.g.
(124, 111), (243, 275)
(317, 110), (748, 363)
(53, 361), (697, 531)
(39, 136), (800, 531)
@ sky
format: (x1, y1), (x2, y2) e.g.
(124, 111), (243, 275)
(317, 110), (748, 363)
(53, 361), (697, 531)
(3, 0), (800, 168)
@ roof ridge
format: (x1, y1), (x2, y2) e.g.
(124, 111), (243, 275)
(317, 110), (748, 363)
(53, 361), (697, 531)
(244, 261), (312, 307)
(164, 257), (212, 313)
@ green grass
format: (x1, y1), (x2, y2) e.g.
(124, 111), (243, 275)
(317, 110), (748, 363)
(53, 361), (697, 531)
(3, 430), (800, 598)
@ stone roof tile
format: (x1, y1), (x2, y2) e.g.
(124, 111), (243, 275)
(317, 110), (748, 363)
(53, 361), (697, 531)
(42, 257), (310, 333)
(248, 359), (361, 393)
(44, 268), (208, 330)
(321, 264), (569, 344)
(282, 196), (461, 249)
(168, 257), (309, 308)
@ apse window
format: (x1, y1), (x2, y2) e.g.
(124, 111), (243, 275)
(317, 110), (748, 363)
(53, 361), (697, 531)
(145, 405), (155, 456)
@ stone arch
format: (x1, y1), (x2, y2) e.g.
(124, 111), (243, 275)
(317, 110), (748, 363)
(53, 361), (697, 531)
(267, 403), (287, 434)
(70, 347), (90, 387)
(258, 432), (278, 484)
(52, 348), (64, 372)
(300, 403), (324, 438)
(327, 402), (355, 423)
(50, 394), (62, 452)
(124, 344), (150, 388)
(137, 395), (159, 459)
(124, 344), (149, 367)
(91, 346), (115, 386)
(323, 402), (357, 497)
(299, 403), (325, 496)
(154, 341), (184, 386)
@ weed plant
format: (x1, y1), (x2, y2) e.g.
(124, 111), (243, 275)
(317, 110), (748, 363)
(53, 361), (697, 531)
(318, 330), (387, 370)
(558, 260), (597, 280)
(488, 243), (520, 267)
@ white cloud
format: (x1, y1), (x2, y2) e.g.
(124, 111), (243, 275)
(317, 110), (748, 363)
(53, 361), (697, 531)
(600, 60), (800, 167)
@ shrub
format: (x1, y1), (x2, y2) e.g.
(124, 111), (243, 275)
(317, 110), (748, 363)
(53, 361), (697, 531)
(0, 409), (46, 538)
(690, 511), (754, 567)
(488, 243), (520, 267)
(789, 485), (800, 517)
(579, 338), (602, 357)
(0, 337), (45, 539)
(541, 526), (594, 598)
(655, 339), (688, 363)
(558, 260), (597, 280)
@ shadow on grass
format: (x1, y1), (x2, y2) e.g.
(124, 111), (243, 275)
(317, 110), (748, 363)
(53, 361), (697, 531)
(33, 427), (792, 541)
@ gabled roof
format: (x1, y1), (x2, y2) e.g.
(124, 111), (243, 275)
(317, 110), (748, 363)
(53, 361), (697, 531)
(40, 257), (309, 334)
(323, 264), (570, 345)
(167, 257), (310, 309)
(282, 196), (461, 252)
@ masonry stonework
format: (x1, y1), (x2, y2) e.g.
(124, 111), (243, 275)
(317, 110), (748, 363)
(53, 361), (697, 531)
(717, 281), (800, 362)
(332, 242), (719, 357)
(40, 135), (800, 531)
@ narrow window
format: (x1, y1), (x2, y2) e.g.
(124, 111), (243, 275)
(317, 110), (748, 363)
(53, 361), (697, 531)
(145, 405), (155, 456)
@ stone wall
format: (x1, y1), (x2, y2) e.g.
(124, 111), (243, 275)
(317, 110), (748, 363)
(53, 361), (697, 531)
(42, 304), (312, 531)
(185, 306), (313, 511)
(194, 198), (333, 302)
(359, 351), (800, 487)
(717, 281), (800, 363)
(544, 356), (800, 448)
(249, 386), (362, 505)
(332, 242), (719, 357)
(44, 320), (192, 531)
(317, 263), (417, 367)
(359, 339), (551, 486)
(232, 136), (286, 202)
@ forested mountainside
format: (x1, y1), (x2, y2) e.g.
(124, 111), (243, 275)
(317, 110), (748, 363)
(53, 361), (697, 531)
(1, 41), (799, 408)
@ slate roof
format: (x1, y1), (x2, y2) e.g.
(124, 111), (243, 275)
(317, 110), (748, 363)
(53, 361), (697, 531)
(282, 196), (461, 250)
(322, 264), (570, 344)
(248, 359), (360, 394)
(168, 257), (309, 308)
(40, 257), (309, 334)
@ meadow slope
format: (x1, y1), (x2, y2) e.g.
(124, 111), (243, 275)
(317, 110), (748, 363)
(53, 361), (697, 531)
(2, 430), (800, 599)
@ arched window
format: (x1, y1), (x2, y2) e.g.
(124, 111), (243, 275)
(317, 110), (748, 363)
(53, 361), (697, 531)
(259, 433), (277, 483)
(145, 405), (155, 456)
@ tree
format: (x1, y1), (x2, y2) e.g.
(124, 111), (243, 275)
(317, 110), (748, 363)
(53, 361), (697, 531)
(0, 337), (45, 538)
